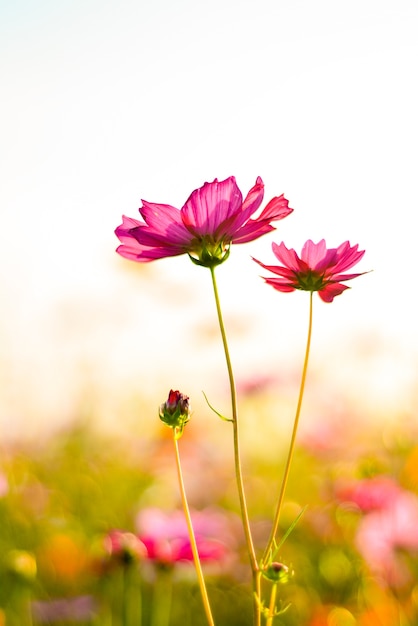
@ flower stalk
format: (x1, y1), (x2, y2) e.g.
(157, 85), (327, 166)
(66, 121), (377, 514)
(263, 291), (314, 563)
(209, 266), (260, 625)
(173, 432), (216, 626)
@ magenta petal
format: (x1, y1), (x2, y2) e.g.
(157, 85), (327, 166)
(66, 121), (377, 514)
(232, 222), (275, 243)
(252, 256), (295, 279)
(272, 242), (307, 272)
(332, 271), (368, 282)
(257, 194), (293, 221)
(334, 245), (366, 273)
(232, 194), (292, 243)
(241, 177), (264, 215)
(218, 177), (265, 238)
(116, 243), (184, 262)
(319, 283), (350, 302)
(300, 240), (328, 267)
(256, 238), (367, 301)
(263, 277), (296, 292)
(139, 201), (193, 246)
(115, 215), (144, 244)
(115, 176), (293, 265)
(181, 177), (243, 237)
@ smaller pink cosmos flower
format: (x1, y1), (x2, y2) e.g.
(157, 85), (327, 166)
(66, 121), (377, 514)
(115, 176), (292, 268)
(253, 239), (366, 302)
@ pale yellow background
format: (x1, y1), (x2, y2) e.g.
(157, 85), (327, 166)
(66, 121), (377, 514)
(1, 0), (417, 439)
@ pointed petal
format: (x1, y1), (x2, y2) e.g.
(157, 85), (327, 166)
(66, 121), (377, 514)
(116, 242), (185, 262)
(230, 194), (293, 243)
(218, 177), (265, 238)
(115, 215), (144, 244)
(301, 240), (327, 266)
(263, 277), (296, 292)
(252, 256), (296, 279)
(256, 194), (293, 221)
(319, 283), (350, 302)
(181, 177), (243, 237)
(331, 271), (368, 282)
(232, 222), (275, 243)
(333, 244), (366, 273)
(272, 242), (307, 272)
(241, 176), (265, 215)
(139, 201), (193, 246)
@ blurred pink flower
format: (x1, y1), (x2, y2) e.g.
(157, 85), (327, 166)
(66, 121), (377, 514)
(356, 490), (418, 587)
(253, 239), (366, 302)
(136, 507), (233, 566)
(104, 530), (147, 565)
(115, 177), (292, 267)
(336, 476), (401, 512)
(0, 472), (9, 498)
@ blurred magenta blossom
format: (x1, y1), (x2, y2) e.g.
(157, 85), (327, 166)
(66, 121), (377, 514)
(355, 488), (418, 587)
(105, 530), (147, 565)
(135, 507), (235, 566)
(115, 176), (292, 267)
(336, 476), (401, 512)
(253, 239), (366, 302)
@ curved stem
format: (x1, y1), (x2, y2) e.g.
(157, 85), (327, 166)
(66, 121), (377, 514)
(262, 292), (314, 563)
(209, 267), (259, 625)
(173, 434), (216, 626)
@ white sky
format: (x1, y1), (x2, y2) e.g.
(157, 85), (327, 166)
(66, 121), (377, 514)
(1, 0), (417, 438)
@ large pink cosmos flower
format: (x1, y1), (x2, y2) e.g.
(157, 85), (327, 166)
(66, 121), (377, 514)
(253, 239), (366, 302)
(115, 176), (292, 267)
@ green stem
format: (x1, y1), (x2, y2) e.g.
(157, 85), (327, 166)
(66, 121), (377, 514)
(121, 566), (128, 626)
(265, 583), (278, 626)
(121, 564), (142, 626)
(209, 266), (259, 626)
(262, 292), (314, 563)
(150, 567), (173, 626)
(173, 434), (216, 626)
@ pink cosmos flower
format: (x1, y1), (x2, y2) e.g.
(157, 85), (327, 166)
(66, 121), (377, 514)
(104, 530), (148, 564)
(253, 239), (366, 302)
(355, 490), (418, 588)
(136, 507), (234, 566)
(115, 177), (292, 267)
(336, 476), (401, 512)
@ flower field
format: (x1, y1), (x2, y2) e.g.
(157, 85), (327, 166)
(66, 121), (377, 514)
(1, 392), (418, 626)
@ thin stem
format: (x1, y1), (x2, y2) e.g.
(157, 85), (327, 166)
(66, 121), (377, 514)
(209, 266), (259, 625)
(173, 434), (216, 626)
(265, 583), (278, 626)
(262, 292), (314, 563)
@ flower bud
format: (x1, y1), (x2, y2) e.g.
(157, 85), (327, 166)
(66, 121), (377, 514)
(262, 561), (290, 584)
(159, 390), (191, 438)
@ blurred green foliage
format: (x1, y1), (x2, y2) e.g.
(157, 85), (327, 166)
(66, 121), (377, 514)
(1, 411), (418, 625)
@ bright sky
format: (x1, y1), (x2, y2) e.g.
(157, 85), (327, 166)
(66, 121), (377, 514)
(1, 0), (417, 438)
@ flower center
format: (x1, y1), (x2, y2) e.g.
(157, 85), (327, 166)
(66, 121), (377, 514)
(296, 270), (327, 292)
(188, 236), (231, 268)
